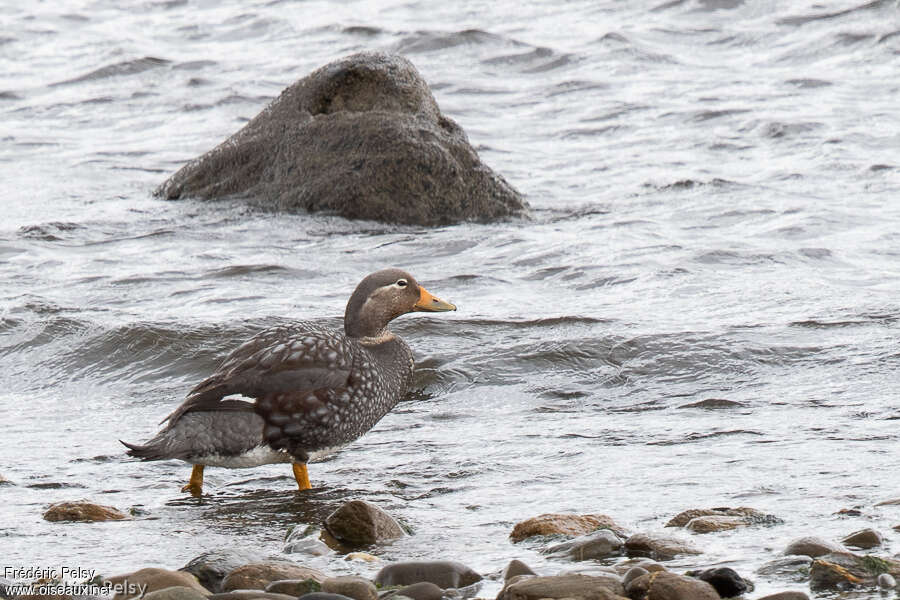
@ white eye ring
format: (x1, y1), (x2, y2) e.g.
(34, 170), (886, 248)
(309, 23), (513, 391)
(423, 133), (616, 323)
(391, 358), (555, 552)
(396, 279), (408, 288)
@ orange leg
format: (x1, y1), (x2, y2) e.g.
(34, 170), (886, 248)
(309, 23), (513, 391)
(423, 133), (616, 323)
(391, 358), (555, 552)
(292, 462), (311, 490)
(181, 464), (204, 497)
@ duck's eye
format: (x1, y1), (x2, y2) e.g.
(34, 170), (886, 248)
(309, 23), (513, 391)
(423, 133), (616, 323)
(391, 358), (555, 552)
(396, 279), (408, 288)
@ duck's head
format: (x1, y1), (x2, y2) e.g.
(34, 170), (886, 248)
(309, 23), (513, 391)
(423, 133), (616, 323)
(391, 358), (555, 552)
(344, 268), (456, 339)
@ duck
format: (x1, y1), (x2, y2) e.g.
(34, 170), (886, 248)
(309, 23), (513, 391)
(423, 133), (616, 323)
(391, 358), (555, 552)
(122, 268), (456, 496)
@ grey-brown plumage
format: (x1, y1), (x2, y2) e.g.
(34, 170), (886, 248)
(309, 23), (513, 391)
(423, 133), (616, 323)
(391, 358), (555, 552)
(122, 268), (455, 492)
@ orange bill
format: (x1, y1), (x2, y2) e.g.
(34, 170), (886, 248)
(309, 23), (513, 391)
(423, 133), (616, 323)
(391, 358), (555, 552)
(414, 286), (457, 312)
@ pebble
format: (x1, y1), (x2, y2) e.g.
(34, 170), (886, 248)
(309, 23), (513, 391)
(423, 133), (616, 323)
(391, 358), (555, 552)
(510, 513), (628, 542)
(623, 532), (702, 561)
(543, 529), (624, 561)
(840, 527), (883, 549)
(103, 568), (208, 600)
(501, 560), (536, 581)
(686, 567), (752, 597)
(265, 580), (322, 597)
(345, 553), (379, 563)
(43, 501), (130, 522)
(383, 583), (442, 600)
(320, 577), (377, 600)
(782, 536), (844, 558)
(324, 500), (406, 547)
(180, 549), (265, 593)
(222, 563), (328, 592)
(878, 573), (897, 589)
(374, 561), (481, 590)
(624, 571), (719, 600)
(497, 573), (625, 600)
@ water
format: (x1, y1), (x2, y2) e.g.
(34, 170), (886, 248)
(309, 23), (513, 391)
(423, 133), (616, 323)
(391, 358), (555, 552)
(2, 0), (900, 596)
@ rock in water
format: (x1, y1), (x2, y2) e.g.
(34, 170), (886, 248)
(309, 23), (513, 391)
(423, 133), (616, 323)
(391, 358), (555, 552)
(103, 568), (208, 600)
(43, 501), (130, 522)
(510, 513), (628, 542)
(374, 561), (481, 589)
(222, 563), (328, 592)
(324, 500), (406, 546)
(156, 52), (526, 225)
(181, 549), (265, 593)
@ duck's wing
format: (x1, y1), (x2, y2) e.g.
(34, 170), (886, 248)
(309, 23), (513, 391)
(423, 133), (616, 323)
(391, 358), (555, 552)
(164, 324), (353, 425)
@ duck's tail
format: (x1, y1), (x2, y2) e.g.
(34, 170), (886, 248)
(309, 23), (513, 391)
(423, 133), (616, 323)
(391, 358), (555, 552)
(120, 439), (169, 461)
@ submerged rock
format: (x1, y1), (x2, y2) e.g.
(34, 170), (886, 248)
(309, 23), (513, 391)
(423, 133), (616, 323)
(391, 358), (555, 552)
(374, 561), (481, 589)
(756, 555), (812, 581)
(841, 527), (883, 549)
(623, 533), (702, 561)
(808, 551), (900, 591)
(510, 513), (628, 542)
(623, 571), (718, 600)
(222, 563), (328, 592)
(324, 500), (406, 547)
(104, 568), (208, 600)
(665, 506), (777, 528)
(497, 573), (626, 600)
(43, 501), (130, 522)
(156, 52), (526, 226)
(181, 549), (265, 593)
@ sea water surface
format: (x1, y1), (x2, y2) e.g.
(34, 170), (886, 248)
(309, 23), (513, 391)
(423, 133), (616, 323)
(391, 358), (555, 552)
(2, 0), (900, 597)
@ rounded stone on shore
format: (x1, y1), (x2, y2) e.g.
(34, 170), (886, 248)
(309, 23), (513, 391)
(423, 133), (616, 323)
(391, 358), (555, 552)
(878, 573), (897, 589)
(665, 506), (775, 528)
(324, 500), (406, 547)
(383, 583), (442, 600)
(181, 550), (265, 593)
(840, 527), (883, 549)
(141, 587), (209, 600)
(43, 500), (130, 522)
(621, 567), (648, 589)
(209, 593), (298, 600)
(320, 577), (376, 600)
(623, 571), (719, 600)
(685, 567), (752, 597)
(222, 563), (328, 592)
(683, 515), (747, 533)
(510, 513), (628, 542)
(297, 594), (356, 600)
(497, 573), (625, 600)
(265, 580), (322, 597)
(755, 593), (810, 600)
(374, 561), (481, 589)
(103, 568), (208, 600)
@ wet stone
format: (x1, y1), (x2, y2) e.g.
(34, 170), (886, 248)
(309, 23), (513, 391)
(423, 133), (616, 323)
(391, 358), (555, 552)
(384, 583), (442, 600)
(684, 515), (748, 533)
(284, 525), (332, 556)
(324, 500), (406, 547)
(756, 556), (812, 581)
(840, 527), (883, 549)
(756, 593), (810, 600)
(783, 536), (844, 558)
(685, 567), (752, 597)
(103, 568), (208, 600)
(43, 501), (130, 522)
(623, 533), (702, 561)
(510, 513), (628, 542)
(502, 560), (536, 582)
(210, 593), (297, 600)
(624, 571), (719, 600)
(222, 563), (328, 592)
(374, 561), (481, 590)
(181, 549), (265, 593)
(665, 506), (777, 528)
(544, 529), (625, 561)
(297, 595), (356, 600)
(496, 573), (626, 600)
(141, 588), (209, 600)
(621, 568), (647, 589)
(320, 577), (376, 600)
(878, 573), (897, 589)
(265, 580), (322, 596)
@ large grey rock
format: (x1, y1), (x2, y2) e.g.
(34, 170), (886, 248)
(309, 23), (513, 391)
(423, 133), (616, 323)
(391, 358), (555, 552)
(374, 561), (481, 589)
(156, 52), (526, 226)
(497, 574), (626, 600)
(181, 549), (265, 593)
(324, 500), (406, 547)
